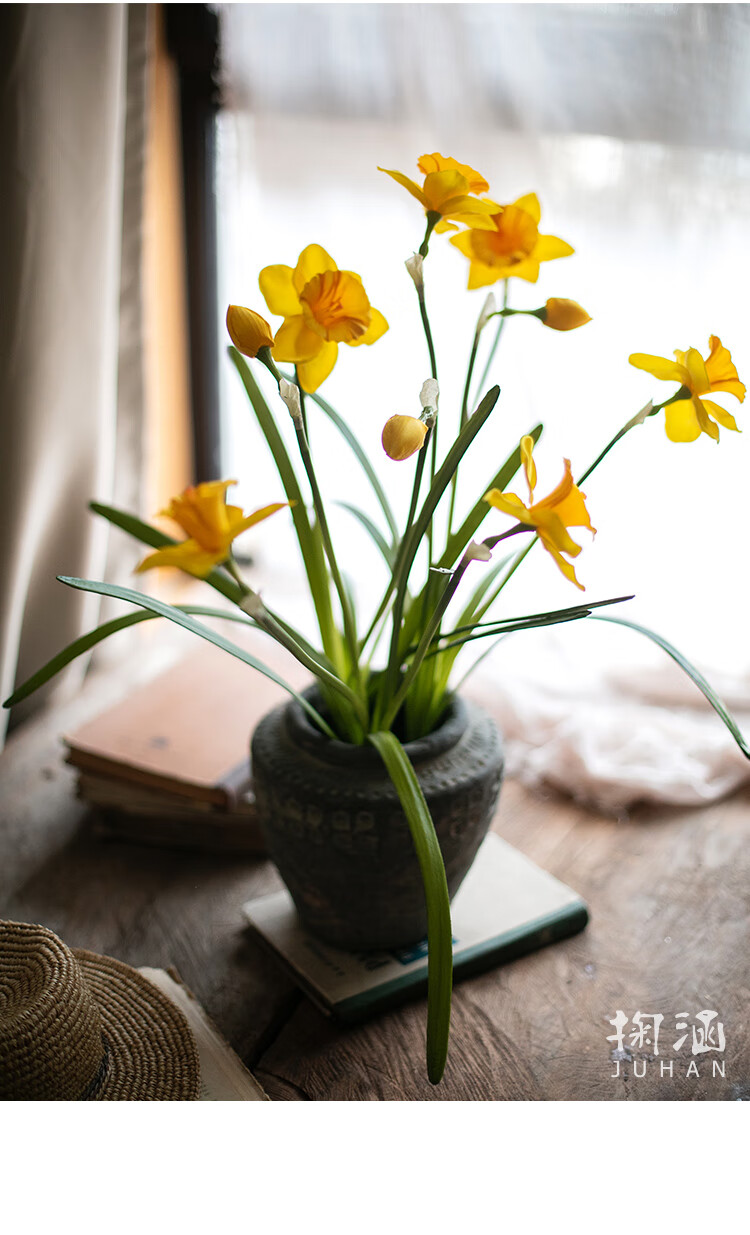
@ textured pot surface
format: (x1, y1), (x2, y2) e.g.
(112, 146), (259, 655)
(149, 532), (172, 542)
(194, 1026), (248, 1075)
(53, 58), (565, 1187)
(251, 691), (504, 950)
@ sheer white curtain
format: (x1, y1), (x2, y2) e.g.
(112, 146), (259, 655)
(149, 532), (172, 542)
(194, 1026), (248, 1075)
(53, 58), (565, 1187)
(0, 5), (150, 742)
(216, 4), (750, 688)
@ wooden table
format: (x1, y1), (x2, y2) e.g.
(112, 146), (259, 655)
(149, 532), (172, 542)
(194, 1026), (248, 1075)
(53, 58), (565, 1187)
(2, 662), (748, 1101)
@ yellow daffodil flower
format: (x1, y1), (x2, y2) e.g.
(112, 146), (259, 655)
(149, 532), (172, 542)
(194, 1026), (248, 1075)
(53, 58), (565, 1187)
(382, 415), (428, 461)
(226, 305), (275, 357)
(629, 336), (745, 443)
(484, 436), (595, 591)
(378, 153), (497, 234)
(136, 480), (288, 578)
(542, 298), (591, 332)
(258, 244), (388, 393)
(451, 194), (574, 288)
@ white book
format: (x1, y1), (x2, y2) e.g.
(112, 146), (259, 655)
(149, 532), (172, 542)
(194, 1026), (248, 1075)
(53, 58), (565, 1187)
(139, 967), (269, 1101)
(242, 833), (588, 1021)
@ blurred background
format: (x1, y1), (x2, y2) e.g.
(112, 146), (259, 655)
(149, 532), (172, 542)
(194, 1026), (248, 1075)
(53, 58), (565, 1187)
(3, 2), (750, 742)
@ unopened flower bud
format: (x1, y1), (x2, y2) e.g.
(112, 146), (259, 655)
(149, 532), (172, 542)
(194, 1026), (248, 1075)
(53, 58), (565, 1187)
(541, 298), (592, 332)
(226, 304), (275, 356)
(279, 377), (303, 424)
(382, 415), (429, 461)
(405, 253), (424, 292)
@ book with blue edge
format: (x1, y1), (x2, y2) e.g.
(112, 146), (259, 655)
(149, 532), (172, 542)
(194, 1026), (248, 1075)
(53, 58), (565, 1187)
(242, 833), (588, 1021)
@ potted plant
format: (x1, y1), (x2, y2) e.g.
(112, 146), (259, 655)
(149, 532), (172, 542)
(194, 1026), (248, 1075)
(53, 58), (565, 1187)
(6, 152), (749, 1085)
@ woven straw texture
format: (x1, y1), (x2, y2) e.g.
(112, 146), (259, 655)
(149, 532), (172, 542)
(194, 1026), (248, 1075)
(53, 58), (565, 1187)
(0, 921), (200, 1100)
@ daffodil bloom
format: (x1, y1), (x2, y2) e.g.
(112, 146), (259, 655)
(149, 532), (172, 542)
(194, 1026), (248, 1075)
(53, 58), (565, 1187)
(382, 415), (428, 461)
(226, 305), (275, 357)
(378, 153), (497, 234)
(542, 298), (591, 332)
(629, 336), (745, 443)
(136, 480), (288, 578)
(484, 436), (595, 591)
(258, 244), (388, 393)
(451, 194), (574, 289)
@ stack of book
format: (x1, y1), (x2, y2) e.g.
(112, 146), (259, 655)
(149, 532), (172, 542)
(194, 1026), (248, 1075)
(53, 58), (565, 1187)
(65, 642), (305, 853)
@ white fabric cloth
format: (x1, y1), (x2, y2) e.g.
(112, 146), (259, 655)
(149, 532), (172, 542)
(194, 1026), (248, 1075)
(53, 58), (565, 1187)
(474, 645), (750, 815)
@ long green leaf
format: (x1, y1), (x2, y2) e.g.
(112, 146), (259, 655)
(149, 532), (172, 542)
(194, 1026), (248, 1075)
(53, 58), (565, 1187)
(418, 555), (514, 721)
(336, 501), (397, 568)
(89, 503), (243, 604)
(229, 348), (341, 664)
(282, 373), (399, 543)
(57, 577), (337, 738)
(438, 423), (543, 569)
(391, 390), (506, 668)
(592, 615), (750, 759)
(367, 730), (453, 1084)
(2, 604), (262, 708)
(376, 388), (501, 721)
(427, 599), (629, 657)
(442, 594), (634, 643)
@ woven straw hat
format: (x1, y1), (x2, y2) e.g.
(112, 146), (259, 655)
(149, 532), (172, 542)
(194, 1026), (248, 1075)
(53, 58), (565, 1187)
(0, 921), (200, 1100)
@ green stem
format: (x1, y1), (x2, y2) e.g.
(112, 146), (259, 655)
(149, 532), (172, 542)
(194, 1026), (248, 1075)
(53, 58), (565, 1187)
(375, 438), (432, 724)
(473, 281), (509, 401)
(419, 211), (441, 259)
(418, 290), (438, 384)
(576, 395), (674, 487)
(360, 431), (430, 656)
(225, 556), (249, 595)
(447, 326), (482, 542)
(293, 416), (360, 678)
(415, 268), (438, 566)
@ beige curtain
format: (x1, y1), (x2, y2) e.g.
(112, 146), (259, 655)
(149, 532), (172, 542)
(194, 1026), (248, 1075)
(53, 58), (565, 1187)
(0, 3), (151, 741)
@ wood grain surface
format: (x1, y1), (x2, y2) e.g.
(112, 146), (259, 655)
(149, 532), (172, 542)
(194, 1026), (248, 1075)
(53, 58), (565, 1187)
(2, 660), (748, 1101)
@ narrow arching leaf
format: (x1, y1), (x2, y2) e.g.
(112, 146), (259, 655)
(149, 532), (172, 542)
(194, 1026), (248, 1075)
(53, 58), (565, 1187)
(428, 595), (633, 657)
(229, 348), (341, 662)
(443, 594), (634, 642)
(438, 423), (543, 569)
(56, 577), (337, 738)
(336, 501), (397, 568)
(592, 614), (750, 760)
(2, 604), (261, 708)
(367, 730), (453, 1084)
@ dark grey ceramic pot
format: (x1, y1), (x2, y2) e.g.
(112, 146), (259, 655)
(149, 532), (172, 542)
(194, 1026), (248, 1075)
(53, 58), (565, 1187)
(250, 690), (504, 951)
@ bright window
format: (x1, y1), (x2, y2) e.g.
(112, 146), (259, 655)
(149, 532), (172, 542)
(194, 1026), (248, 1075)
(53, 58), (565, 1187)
(215, 4), (750, 681)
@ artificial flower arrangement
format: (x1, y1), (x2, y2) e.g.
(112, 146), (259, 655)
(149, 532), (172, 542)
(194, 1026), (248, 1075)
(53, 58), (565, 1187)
(6, 152), (749, 1086)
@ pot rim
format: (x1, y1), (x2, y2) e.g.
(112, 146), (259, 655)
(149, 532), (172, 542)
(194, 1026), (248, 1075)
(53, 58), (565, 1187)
(282, 687), (469, 768)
